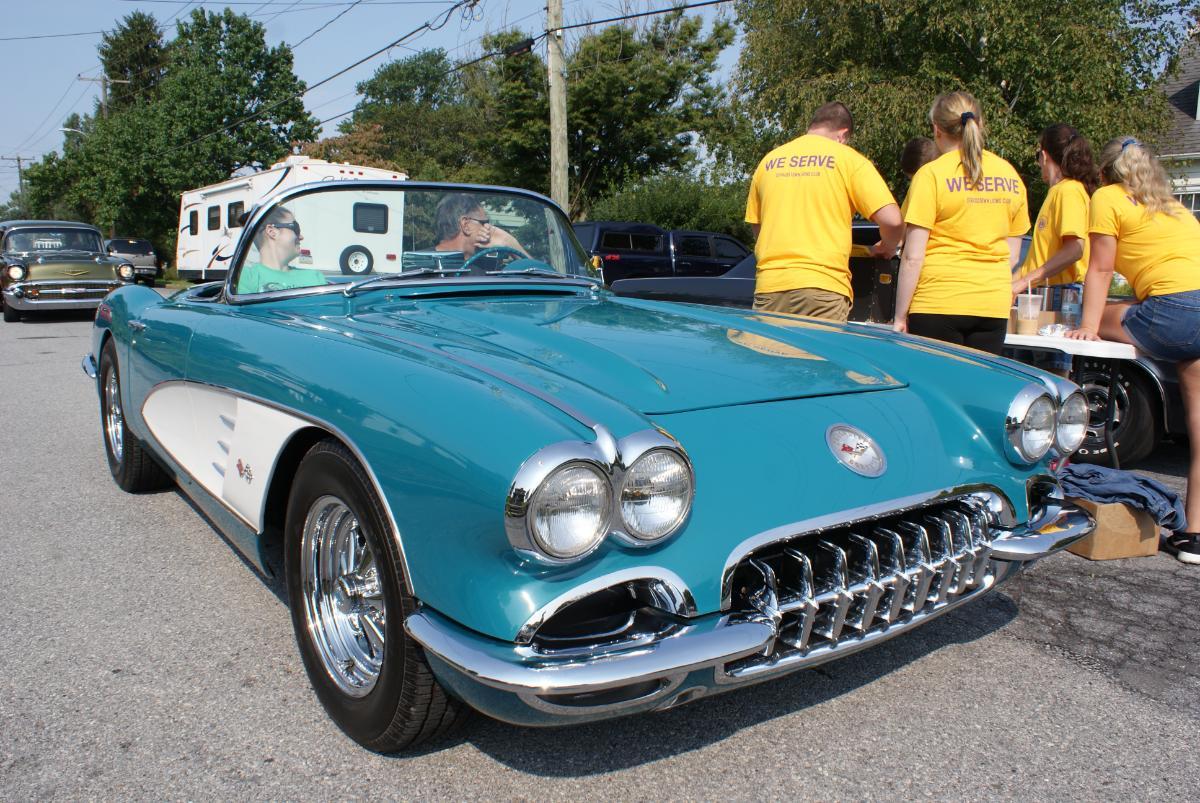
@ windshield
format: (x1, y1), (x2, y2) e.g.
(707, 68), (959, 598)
(108, 239), (154, 255)
(5, 228), (104, 254)
(232, 185), (596, 296)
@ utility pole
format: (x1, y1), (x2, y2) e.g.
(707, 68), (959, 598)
(77, 74), (131, 118)
(546, 0), (568, 211)
(1, 155), (26, 217)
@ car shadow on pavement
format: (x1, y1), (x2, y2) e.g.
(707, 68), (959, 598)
(172, 488), (288, 604)
(447, 587), (1021, 774)
(5, 309), (96, 325)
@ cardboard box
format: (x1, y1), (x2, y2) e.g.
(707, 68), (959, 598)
(1066, 498), (1160, 560)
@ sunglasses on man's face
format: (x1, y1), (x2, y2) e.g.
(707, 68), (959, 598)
(271, 221), (302, 237)
(463, 216), (492, 228)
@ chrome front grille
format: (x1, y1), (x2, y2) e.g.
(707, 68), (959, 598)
(726, 496), (994, 675)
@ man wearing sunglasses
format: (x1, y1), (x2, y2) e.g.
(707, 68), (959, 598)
(434, 193), (528, 260)
(236, 206), (326, 294)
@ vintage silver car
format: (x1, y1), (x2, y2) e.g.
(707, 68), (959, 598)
(1, 220), (135, 322)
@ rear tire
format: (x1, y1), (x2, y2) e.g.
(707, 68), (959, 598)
(284, 439), (468, 751)
(99, 340), (172, 492)
(1072, 359), (1160, 467)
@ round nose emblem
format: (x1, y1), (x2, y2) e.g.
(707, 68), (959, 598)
(826, 424), (886, 477)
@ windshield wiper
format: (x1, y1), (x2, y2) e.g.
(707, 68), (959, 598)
(485, 267), (600, 284)
(342, 268), (470, 297)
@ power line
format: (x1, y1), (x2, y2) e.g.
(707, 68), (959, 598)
(548, 0), (733, 35)
(122, 1), (458, 5)
(0, 30), (104, 42)
(290, 0), (363, 49)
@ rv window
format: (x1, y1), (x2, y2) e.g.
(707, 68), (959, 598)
(227, 201), (245, 228)
(353, 203), (388, 234)
(188, 211), (198, 236)
(207, 206), (221, 231)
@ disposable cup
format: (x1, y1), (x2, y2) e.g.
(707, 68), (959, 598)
(1015, 292), (1042, 335)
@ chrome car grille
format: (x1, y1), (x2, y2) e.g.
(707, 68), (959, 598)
(24, 283), (114, 299)
(726, 496), (994, 675)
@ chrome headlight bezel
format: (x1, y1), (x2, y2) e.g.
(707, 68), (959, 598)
(6, 263), (26, 281)
(1055, 390), (1089, 455)
(1005, 383), (1057, 463)
(118, 263), (135, 280)
(506, 428), (694, 564)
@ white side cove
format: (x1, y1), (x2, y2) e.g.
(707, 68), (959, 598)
(142, 384), (308, 531)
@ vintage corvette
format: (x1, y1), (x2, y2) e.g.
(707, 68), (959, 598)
(83, 182), (1095, 752)
(1, 219), (135, 322)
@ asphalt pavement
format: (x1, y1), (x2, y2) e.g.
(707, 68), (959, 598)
(1, 310), (1197, 799)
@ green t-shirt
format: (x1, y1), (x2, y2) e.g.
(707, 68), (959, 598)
(237, 262), (326, 294)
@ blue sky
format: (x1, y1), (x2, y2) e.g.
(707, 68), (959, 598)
(0, 0), (739, 205)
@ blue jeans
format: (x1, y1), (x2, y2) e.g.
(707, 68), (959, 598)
(1122, 289), (1200, 362)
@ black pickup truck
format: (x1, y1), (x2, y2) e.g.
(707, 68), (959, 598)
(572, 221), (751, 284)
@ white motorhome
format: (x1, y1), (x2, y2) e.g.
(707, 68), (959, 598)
(175, 156), (407, 282)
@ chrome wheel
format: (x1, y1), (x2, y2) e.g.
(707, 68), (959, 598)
(104, 368), (124, 463)
(300, 495), (385, 697)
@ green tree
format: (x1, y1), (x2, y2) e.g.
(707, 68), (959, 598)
(590, 173), (753, 243)
(154, 8), (318, 193)
(320, 13), (733, 217)
(99, 11), (168, 109)
(17, 7), (318, 259)
(309, 49), (490, 182)
(723, 0), (1197, 204)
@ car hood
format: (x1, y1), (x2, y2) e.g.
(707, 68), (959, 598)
(8, 253), (120, 280)
(332, 291), (907, 414)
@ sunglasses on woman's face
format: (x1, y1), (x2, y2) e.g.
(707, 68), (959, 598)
(271, 221), (302, 237)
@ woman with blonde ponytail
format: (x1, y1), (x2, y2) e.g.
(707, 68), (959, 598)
(893, 91), (1030, 354)
(1067, 137), (1200, 564)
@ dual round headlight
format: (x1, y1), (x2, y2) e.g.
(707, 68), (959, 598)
(6, 264), (26, 281)
(1007, 385), (1089, 462)
(512, 436), (694, 563)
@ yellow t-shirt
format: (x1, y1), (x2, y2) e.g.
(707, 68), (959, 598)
(1089, 184), (1200, 300)
(904, 149), (1030, 318)
(745, 134), (896, 299)
(1017, 178), (1090, 286)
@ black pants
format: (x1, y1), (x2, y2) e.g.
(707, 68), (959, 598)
(907, 313), (1007, 355)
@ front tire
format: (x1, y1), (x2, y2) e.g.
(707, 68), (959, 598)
(3, 301), (18, 322)
(284, 439), (467, 751)
(99, 340), (171, 492)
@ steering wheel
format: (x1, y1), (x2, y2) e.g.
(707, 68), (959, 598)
(462, 245), (527, 271)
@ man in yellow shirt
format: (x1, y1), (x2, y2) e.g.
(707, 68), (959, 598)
(744, 102), (904, 322)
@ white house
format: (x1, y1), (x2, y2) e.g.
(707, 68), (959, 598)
(1160, 38), (1200, 217)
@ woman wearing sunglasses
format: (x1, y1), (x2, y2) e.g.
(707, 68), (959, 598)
(1067, 138), (1200, 564)
(237, 206), (325, 294)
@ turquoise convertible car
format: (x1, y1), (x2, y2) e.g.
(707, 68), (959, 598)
(84, 182), (1095, 751)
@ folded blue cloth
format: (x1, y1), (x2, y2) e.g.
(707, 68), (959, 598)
(1059, 463), (1186, 532)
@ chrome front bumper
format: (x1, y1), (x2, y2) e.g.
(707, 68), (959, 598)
(4, 283), (120, 311)
(407, 505), (1094, 727)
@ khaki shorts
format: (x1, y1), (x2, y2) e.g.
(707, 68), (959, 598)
(753, 288), (851, 322)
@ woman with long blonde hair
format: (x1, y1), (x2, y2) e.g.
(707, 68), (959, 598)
(893, 91), (1030, 354)
(1067, 137), (1200, 563)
